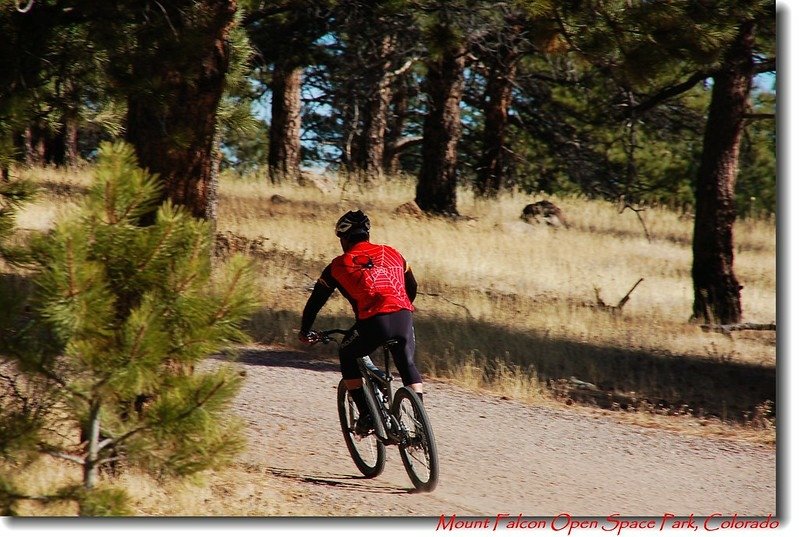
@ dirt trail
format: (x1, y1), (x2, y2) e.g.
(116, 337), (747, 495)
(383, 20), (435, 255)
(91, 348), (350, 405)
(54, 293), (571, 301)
(218, 346), (776, 518)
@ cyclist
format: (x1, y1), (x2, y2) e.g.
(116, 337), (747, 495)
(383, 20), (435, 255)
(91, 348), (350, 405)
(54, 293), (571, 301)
(299, 210), (423, 435)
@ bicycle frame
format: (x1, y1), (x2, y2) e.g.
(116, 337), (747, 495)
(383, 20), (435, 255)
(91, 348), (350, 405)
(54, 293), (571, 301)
(357, 342), (404, 445)
(316, 330), (403, 444)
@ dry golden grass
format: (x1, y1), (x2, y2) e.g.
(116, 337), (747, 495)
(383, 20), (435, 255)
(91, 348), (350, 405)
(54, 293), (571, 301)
(15, 165), (776, 384)
(214, 171), (775, 363)
(13, 166), (777, 387)
(216, 172), (775, 445)
(2, 457), (315, 516)
(4, 166), (776, 515)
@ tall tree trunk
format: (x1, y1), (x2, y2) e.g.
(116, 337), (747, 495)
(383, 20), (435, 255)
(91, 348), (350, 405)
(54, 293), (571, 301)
(61, 79), (80, 167)
(23, 121), (67, 166)
(23, 125), (45, 166)
(691, 21), (755, 324)
(359, 35), (396, 181)
(384, 72), (410, 175)
(63, 113), (79, 167)
(23, 117), (75, 167)
(475, 54), (518, 197)
(416, 42), (466, 215)
(339, 97), (360, 175)
(268, 62), (302, 182)
(125, 0), (236, 222)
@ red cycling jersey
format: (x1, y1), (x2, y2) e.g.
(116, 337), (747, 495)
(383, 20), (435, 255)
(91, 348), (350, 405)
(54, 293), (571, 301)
(320, 241), (414, 320)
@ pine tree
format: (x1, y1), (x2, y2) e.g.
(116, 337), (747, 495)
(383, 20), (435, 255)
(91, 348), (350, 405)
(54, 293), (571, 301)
(244, 0), (334, 182)
(330, 0), (420, 181)
(1, 1), (121, 171)
(550, 0), (775, 324)
(0, 172), (35, 385)
(621, 0), (775, 324)
(414, 1), (470, 216)
(79, 0), (239, 222)
(0, 141), (259, 515)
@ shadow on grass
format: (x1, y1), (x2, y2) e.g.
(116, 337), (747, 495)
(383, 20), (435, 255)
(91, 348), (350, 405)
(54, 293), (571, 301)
(35, 179), (91, 200)
(246, 308), (776, 423)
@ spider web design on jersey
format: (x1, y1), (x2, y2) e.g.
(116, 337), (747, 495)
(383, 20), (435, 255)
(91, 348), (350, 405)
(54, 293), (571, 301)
(349, 244), (407, 301)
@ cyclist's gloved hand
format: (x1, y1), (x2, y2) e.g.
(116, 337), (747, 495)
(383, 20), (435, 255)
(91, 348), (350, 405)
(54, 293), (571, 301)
(299, 330), (319, 344)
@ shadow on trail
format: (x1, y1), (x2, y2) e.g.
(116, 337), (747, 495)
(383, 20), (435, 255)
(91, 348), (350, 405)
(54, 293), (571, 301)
(217, 347), (341, 375)
(244, 308), (776, 423)
(268, 466), (413, 495)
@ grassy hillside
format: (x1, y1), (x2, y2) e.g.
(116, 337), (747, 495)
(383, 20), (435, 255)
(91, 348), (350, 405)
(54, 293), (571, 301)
(14, 166), (776, 424)
(12, 165), (777, 419)
(4, 166), (776, 515)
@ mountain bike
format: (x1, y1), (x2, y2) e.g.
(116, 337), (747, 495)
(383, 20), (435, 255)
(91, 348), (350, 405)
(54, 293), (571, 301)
(311, 328), (439, 492)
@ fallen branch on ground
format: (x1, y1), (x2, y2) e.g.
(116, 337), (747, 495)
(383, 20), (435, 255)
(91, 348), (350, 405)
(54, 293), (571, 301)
(700, 323), (777, 336)
(593, 278), (644, 314)
(418, 292), (473, 318)
(619, 203), (652, 243)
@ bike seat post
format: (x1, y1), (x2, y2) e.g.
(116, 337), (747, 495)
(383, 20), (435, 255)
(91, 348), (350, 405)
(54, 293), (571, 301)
(383, 338), (400, 381)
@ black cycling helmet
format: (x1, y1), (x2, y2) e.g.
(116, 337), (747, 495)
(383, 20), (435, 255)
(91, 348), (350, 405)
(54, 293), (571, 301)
(335, 209), (371, 239)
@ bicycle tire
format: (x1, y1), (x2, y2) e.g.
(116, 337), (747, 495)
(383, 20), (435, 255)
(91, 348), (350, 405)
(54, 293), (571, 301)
(391, 387), (439, 492)
(337, 380), (385, 478)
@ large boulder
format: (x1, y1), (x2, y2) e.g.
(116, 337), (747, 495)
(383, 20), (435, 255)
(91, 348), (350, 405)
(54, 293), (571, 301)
(520, 200), (568, 228)
(394, 200), (424, 217)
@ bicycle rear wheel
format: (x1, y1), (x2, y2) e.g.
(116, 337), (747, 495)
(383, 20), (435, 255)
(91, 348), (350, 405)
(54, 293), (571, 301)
(391, 387), (439, 491)
(337, 380), (385, 478)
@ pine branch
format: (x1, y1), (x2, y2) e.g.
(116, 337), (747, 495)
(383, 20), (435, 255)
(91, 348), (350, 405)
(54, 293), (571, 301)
(42, 448), (85, 465)
(209, 265), (245, 323)
(754, 58), (776, 73)
(553, 9), (586, 57)
(175, 380), (228, 421)
(35, 364), (89, 403)
(126, 316), (150, 367)
(0, 490), (64, 503)
(95, 423), (147, 454)
(135, 216), (178, 273)
(592, 279), (644, 313)
(389, 57), (418, 78)
(65, 236), (78, 298)
(172, 232), (204, 295)
(242, 5), (296, 27)
(97, 379), (229, 454)
(744, 113), (774, 120)
(630, 71), (714, 117)
(115, 187), (151, 224)
(616, 278), (644, 310)
(390, 136), (424, 153)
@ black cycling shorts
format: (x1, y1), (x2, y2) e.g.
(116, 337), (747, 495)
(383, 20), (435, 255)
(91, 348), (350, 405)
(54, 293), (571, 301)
(339, 309), (422, 386)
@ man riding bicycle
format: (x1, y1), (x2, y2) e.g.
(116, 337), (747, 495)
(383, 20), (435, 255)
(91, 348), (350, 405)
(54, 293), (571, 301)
(299, 210), (423, 435)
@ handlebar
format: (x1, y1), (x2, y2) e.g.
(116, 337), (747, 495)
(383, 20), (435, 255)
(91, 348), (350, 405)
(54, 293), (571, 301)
(308, 328), (349, 345)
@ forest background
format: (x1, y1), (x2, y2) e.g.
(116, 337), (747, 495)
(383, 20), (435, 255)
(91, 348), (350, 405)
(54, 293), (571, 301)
(0, 0), (786, 522)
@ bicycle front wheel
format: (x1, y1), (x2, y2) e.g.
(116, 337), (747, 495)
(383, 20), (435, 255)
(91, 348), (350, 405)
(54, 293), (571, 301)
(391, 387), (439, 491)
(337, 380), (385, 478)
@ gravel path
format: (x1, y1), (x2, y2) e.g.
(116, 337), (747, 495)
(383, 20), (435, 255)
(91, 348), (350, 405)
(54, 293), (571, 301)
(217, 346), (776, 518)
